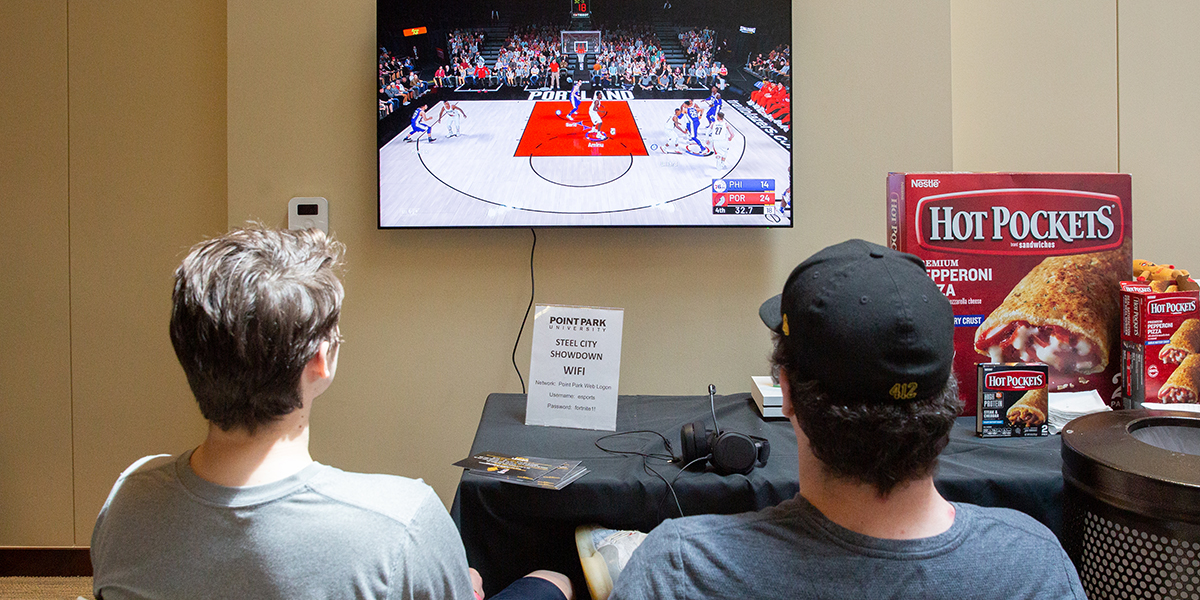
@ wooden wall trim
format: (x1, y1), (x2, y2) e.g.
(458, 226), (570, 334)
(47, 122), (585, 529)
(0, 548), (92, 576)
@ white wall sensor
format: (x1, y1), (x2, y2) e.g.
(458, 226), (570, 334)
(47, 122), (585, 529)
(288, 197), (329, 233)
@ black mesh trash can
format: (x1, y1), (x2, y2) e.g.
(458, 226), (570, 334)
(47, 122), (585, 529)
(1062, 410), (1200, 599)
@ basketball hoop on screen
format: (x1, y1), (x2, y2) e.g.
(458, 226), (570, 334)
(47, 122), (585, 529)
(575, 41), (588, 71)
(562, 30), (601, 72)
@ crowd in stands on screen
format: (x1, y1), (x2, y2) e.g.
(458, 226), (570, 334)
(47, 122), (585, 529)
(444, 29), (489, 89)
(491, 23), (564, 89)
(748, 44), (791, 87)
(378, 46), (433, 119)
(583, 22), (704, 91)
(386, 22), (740, 102)
(674, 28), (728, 90)
(448, 29), (484, 62)
(679, 28), (715, 63)
(604, 25), (665, 84)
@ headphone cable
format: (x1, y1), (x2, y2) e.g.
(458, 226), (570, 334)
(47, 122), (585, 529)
(595, 431), (708, 519)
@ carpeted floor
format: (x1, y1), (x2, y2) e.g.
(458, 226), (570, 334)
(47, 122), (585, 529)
(0, 577), (92, 600)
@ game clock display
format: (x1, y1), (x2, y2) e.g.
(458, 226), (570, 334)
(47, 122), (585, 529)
(571, 0), (590, 18)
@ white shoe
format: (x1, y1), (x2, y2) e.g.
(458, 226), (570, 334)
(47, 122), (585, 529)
(575, 525), (647, 600)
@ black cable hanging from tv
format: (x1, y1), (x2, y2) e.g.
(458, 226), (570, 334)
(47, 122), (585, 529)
(511, 228), (537, 394)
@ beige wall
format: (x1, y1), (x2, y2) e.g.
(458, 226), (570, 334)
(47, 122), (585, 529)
(3, 0), (1199, 546)
(2, 1), (226, 546)
(66, 0), (227, 542)
(951, 1), (1119, 172)
(1118, 3), (1200, 263)
(1, 0), (73, 546)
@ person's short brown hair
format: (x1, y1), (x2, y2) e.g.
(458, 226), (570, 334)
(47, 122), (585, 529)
(772, 334), (962, 497)
(170, 225), (344, 432)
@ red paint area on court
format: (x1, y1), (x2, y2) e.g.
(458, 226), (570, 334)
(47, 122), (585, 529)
(514, 101), (648, 157)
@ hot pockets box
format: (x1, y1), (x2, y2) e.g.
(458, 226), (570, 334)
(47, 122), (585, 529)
(976, 363), (1050, 437)
(888, 173), (1132, 416)
(1121, 282), (1200, 407)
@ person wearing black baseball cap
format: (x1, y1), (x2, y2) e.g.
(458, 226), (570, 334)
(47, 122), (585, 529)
(610, 240), (1085, 600)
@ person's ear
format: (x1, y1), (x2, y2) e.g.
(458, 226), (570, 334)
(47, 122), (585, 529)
(305, 341), (334, 381)
(779, 367), (795, 419)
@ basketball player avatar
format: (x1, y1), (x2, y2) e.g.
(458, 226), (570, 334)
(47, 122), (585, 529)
(584, 96), (607, 141)
(566, 80), (585, 121)
(704, 88), (723, 129)
(708, 111), (734, 170)
(662, 107), (687, 153)
(403, 104), (436, 143)
(682, 100), (704, 150)
(782, 166), (792, 212)
(439, 101), (466, 137)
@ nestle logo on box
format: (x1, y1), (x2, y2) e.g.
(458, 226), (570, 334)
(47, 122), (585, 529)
(1148, 299), (1198, 315)
(984, 371), (1046, 390)
(915, 189), (1124, 255)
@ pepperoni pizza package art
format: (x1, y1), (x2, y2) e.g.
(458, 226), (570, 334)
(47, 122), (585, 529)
(888, 173), (1132, 416)
(1120, 281), (1200, 407)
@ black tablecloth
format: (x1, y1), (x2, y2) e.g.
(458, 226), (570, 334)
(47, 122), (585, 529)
(450, 392), (1064, 597)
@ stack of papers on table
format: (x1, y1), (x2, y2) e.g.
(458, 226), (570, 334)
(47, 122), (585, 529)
(454, 451), (588, 490)
(751, 376), (785, 419)
(1048, 390), (1111, 434)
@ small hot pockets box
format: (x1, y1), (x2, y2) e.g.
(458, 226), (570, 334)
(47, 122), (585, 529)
(977, 363), (1050, 438)
(1120, 282), (1200, 407)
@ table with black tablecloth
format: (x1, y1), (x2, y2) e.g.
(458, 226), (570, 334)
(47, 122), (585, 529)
(450, 392), (1064, 597)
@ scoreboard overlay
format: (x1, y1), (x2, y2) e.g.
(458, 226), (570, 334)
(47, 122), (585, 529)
(712, 178), (777, 215)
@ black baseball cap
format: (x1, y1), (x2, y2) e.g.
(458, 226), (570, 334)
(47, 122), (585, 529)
(760, 239), (954, 404)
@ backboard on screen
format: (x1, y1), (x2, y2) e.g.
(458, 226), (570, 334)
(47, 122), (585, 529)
(561, 31), (601, 55)
(377, 0), (792, 228)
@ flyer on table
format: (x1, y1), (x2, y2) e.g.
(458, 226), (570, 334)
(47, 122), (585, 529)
(526, 304), (624, 431)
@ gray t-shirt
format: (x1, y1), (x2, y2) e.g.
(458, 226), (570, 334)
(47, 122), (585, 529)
(609, 495), (1086, 599)
(91, 451), (474, 600)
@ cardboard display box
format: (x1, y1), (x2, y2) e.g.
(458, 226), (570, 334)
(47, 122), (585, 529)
(888, 173), (1132, 416)
(1121, 282), (1200, 407)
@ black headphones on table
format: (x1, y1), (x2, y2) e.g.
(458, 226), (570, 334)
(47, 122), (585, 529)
(679, 385), (771, 475)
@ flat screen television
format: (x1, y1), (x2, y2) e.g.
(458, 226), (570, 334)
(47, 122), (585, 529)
(378, 0), (792, 227)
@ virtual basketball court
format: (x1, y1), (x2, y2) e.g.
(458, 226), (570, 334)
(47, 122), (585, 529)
(378, 98), (791, 227)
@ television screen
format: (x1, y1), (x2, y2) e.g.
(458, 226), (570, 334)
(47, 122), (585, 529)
(378, 0), (792, 227)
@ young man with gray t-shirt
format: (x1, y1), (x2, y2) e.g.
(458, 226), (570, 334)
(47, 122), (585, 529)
(609, 239), (1086, 600)
(91, 226), (572, 600)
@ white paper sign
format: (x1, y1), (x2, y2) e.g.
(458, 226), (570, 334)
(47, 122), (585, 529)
(526, 304), (624, 431)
